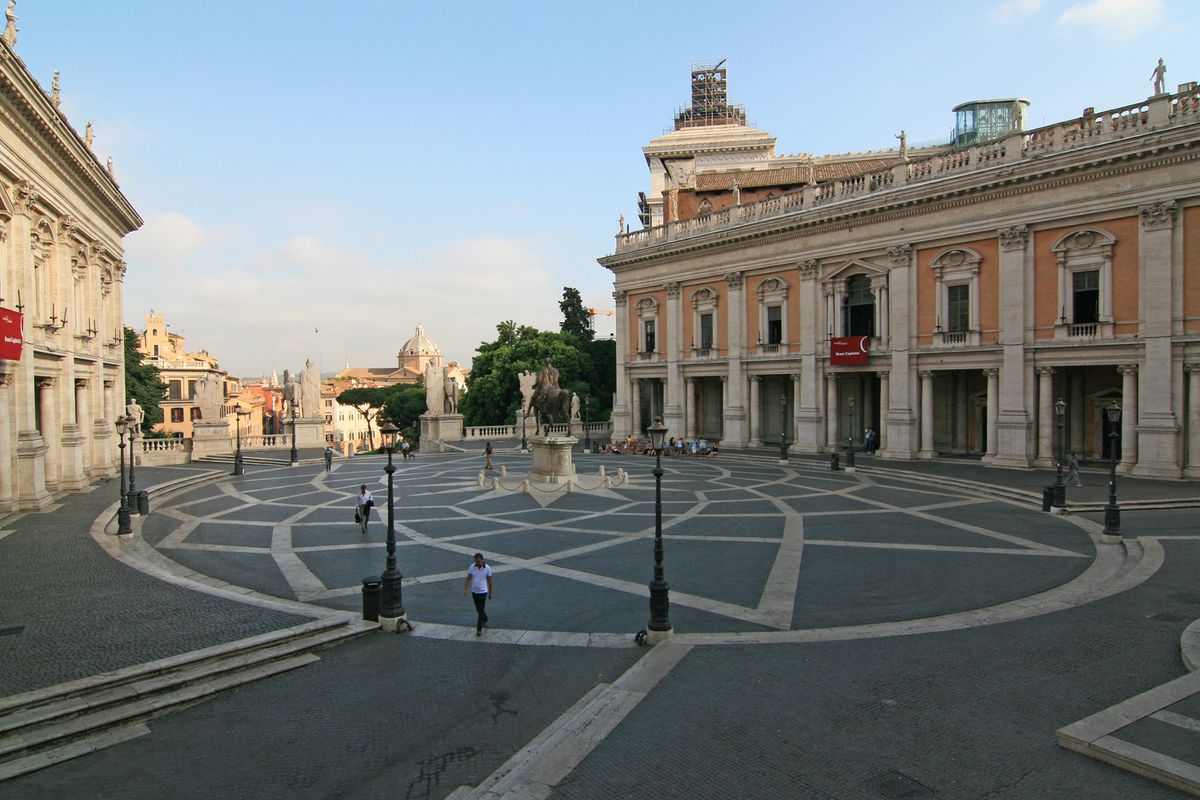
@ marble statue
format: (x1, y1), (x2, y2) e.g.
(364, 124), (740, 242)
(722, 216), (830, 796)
(443, 373), (459, 414)
(731, 176), (741, 206)
(85, 120), (93, 148)
(570, 393), (580, 421)
(424, 362), (444, 415)
(125, 398), (144, 427)
(518, 370), (537, 417)
(535, 358), (559, 394)
(1152, 58), (1167, 95)
(896, 129), (907, 157)
(195, 374), (224, 421)
(4, 1), (17, 49)
(618, 214), (624, 235)
(50, 70), (60, 107)
(299, 358), (320, 418)
(106, 157), (114, 178)
(281, 370), (298, 417)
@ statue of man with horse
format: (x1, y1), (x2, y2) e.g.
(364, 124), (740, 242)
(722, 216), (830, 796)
(528, 358), (571, 436)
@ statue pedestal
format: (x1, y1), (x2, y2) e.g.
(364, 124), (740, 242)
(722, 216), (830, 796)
(293, 417), (326, 449)
(191, 420), (233, 461)
(420, 414), (464, 444)
(529, 436), (577, 484)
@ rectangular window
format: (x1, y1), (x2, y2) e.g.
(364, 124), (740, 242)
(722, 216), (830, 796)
(947, 284), (970, 332)
(644, 320), (656, 353)
(190, 407), (202, 421)
(766, 306), (782, 345)
(171, 408), (184, 423)
(1072, 270), (1099, 324)
(168, 380), (182, 400)
(187, 380), (197, 400)
(699, 313), (714, 349)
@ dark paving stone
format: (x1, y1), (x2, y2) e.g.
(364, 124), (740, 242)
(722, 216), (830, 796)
(184, 521), (273, 548)
(852, 484), (974, 508)
(164, 549), (296, 601)
(784, 494), (874, 514)
(211, 502), (306, 524)
(666, 515), (784, 539)
(172, 495), (248, 517)
(699, 488), (762, 501)
(455, 528), (619, 561)
(922, 502), (1095, 555)
(294, 505), (362, 526)
(301, 542), (468, 591)
(1112, 716), (1200, 768)
(405, 516), (522, 539)
(803, 512), (1029, 550)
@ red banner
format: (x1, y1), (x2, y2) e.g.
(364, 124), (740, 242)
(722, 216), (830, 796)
(0, 308), (22, 361)
(830, 335), (869, 365)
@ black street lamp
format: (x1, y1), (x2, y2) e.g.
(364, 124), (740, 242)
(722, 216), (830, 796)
(779, 392), (788, 463)
(115, 415), (132, 535)
(521, 411), (528, 453)
(1053, 398), (1067, 508)
(233, 406), (249, 476)
(127, 416), (140, 514)
(584, 396), (592, 453)
(646, 417), (671, 642)
(1103, 400), (1122, 539)
(289, 404), (298, 465)
(845, 396), (856, 469)
(378, 422), (407, 630)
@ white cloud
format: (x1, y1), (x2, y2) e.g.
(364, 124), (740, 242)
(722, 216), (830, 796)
(1057, 0), (1165, 40)
(986, 0), (1043, 25)
(125, 212), (206, 267)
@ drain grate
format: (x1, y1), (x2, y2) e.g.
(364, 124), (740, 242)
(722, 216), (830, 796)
(0, 625), (25, 637)
(861, 769), (935, 799)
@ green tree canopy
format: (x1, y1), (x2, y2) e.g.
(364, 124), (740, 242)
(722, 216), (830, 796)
(336, 386), (390, 450)
(380, 384), (426, 442)
(558, 286), (594, 343)
(123, 326), (166, 434)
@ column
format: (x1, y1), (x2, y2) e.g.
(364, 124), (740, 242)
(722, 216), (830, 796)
(721, 376), (728, 440)
(612, 290), (630, 441)
(1119, 365), (1138, 472)
(878, 371), (890, 453)
(984, 369), (999, 460)
(790, 373), (801, 453)
(1135, 201), (1180, 475)
(885, 245), (916, 457)
(664, 282), (683, 436)
(955, 375), (969, 453)
(1036, 368), (1055, 466)
(629, 378), (641, 437)
(748, 375), (761, 447)
(38, 378), (60, 491)
(0, 371), (12, 511)
(685, 378), (696, 439)
(995, 225), (1031, 467)
(796, 260), (823, 452)
(919, 370), (934, 458)
(1185, 364), (1200, 477)
(724, 272), (746, 445)
(825, 374), (838, 450)
(1070, 370), (1085, 456)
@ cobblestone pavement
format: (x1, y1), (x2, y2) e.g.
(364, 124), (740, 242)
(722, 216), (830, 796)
(2, 451), (1199, 798)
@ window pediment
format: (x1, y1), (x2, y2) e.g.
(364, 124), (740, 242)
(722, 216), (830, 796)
(755, 276), (789, 301)
(1051, 228), (1116, 255)
(690, 286), (719, 309)
(929, 247), (982, 277)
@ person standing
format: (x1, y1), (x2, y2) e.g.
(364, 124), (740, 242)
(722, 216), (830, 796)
(485, 441), (494, 470)
(355, 484), (373, 534)
(1068, 453), (1083, 486)
(324, 446), (334, 471)
(463, 552), (493, 636)
(864, 428), (876, 455)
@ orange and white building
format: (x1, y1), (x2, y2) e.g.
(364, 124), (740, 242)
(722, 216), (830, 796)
(600, 64), (1200, 477)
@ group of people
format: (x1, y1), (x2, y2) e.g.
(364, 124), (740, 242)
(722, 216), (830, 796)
(595, 436), (718, 458)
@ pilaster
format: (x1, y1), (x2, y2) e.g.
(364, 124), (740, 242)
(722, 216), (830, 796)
(664, 281), (683, 436)
(994, 225), (1031, 467)
(723, 271), (746, 445)
(1134, 203), (1181, 476)
(612, 290), (630, 441)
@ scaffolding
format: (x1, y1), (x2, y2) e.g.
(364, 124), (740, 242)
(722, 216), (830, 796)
(674, 60), (746, 130)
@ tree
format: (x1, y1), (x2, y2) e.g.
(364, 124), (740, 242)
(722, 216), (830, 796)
(559, 287), (594, 343)
(336, 386), (390, 451)
(123, 326), (166, 434)
(381, 384), (426, 442)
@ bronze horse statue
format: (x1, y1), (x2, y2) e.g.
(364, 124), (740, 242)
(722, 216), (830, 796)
(530, 385), (571, 436)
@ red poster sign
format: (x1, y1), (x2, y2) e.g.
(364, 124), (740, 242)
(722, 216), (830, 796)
(0, 308), (23, 361)
(830, 335), (869, 365)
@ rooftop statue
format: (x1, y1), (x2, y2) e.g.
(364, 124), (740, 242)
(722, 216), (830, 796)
(1151, 58), (1167, 96)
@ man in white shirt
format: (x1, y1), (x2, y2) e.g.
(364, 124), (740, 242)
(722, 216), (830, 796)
(463, 552), (494, 636)
(355, 485), (373, 534)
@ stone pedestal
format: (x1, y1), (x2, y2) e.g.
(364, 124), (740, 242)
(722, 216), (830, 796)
(529, 436), (577, 484)
(190, 420), (233, 461)
(420, 413), (464, 444)
(293, 417), (327, 449)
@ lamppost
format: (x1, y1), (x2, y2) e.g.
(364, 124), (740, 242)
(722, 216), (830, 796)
(127, 415), (140, 514)
(289, 403), (298, 465)
(233, 406), (249, 476)
(645, 417), (672, 643)
(1053, 398), (1067, 508)
(1103, 400), (1122, 539)
(845, 396), (856, 469)
(115, 415), (132, 535)
(521, 411), (528, 453)
(378, 422), (407, 631)
(779, 393), (788, 463)
(584, 396), (592, 453)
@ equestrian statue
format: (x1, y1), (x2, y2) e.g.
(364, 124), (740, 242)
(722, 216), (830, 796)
(528, 358), (571, 436)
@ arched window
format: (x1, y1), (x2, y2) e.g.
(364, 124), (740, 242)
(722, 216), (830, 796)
(696, 198), (713, 216)
(842, 274), (874, 337)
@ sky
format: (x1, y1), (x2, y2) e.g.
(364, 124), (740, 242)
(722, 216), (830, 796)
(11, 0), (1200, 377)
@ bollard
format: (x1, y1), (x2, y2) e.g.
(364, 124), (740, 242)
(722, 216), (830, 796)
(136, 490), (150, 515)
(361, 578), (381, 622)
(830, 452), (840, 471)
(1042, 486), (1053, 513)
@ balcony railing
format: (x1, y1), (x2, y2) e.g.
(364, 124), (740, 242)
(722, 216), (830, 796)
(614, 86), (1200, 254)
(1067, 323), (1098, 338)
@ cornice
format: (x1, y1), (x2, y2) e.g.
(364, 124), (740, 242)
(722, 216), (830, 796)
(0, 41), (141, 234)
(602, 127), (1200, 270)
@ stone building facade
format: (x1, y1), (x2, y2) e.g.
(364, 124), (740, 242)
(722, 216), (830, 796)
(600, 69), (1200, 477)
(0, 29), (141, 511)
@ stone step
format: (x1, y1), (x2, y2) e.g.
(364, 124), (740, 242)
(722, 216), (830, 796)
(0, 617), (371, 780)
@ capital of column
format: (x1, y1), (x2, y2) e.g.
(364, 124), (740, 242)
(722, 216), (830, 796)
(1185, 363), (1200, 374)
(37, 377), (56, 390)
(998, 225), (1029, 251)
(75, 377), (88, 388)
(1035, 367), (1055, 377)
(749, 375), (761, 383)
(886, 244), (912, 266)
(13, 180), (39, 215)
(1117, 364), (1139, 376)
(983, 368), (999, 378)
(799, 259), (820, 279)
(613, 289), (627, 307)
(103, 379), (114, 389)
(1139, 200), (1177, 231)
(664, 281), (680, 299)
(876, 371), (890, 381)
(0, 371), (12, 388)
(724, 271), (744, 290)
(791, 372), (801, 381)
(917, 370), (934, 380)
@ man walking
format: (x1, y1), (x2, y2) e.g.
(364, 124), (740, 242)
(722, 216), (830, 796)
(355, 484), (373, 534)
(463, 552), (493, 636)
(1068, 453), (1083, 486)
(324, 446), (334, 471)
(485, 441), (494, 470)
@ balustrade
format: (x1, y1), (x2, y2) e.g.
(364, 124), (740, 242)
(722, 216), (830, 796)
(1067, 323), (1098, 338)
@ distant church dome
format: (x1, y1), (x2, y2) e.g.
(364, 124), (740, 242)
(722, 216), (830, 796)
(401, 323), (441, 357)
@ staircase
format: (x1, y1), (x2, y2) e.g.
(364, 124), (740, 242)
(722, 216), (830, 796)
(0, 617), (372, 780)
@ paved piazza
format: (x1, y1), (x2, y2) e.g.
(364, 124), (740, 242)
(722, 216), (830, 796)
(141, 452), (1137, 645)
